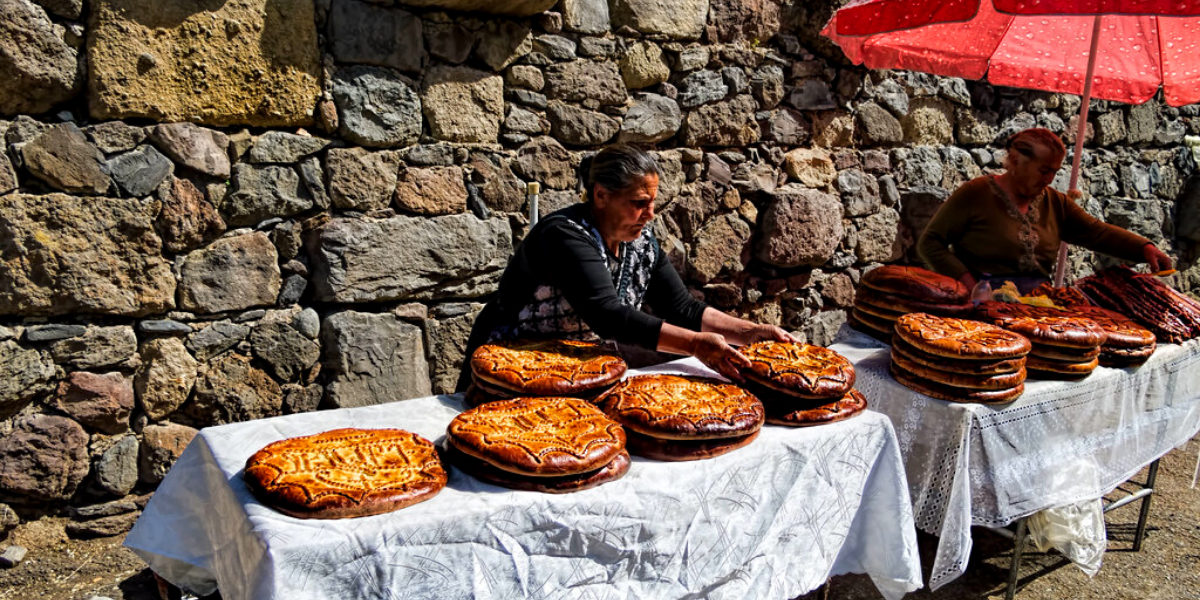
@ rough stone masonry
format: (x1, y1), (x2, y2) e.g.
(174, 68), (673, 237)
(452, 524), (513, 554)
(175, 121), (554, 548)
(0, 0), (1198, 531)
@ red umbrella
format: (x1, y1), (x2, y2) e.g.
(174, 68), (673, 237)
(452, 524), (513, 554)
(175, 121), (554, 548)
(822, 0), (1200, 284)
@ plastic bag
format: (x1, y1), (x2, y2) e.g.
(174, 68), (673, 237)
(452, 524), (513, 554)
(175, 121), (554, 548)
(1026, 498), (1107, 577)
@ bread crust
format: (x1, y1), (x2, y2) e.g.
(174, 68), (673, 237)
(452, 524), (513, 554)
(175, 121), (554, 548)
(471, 339), (626, 395)
(624, 429), (760, 461)
(763, 388), (869, 427)
(862, 265), (970, 304)
(891, 335), (1026, 375)
(446, 397), (626, 477)
(975, 301), (1107, 349)
(890, 361), (1025, 404)
(895, 313), (1032, 359)
(244, 428), (446, 519)
(891, 349), (1026, 390)
(445, 444), (630, 493)
(595, 374), (764, 440)
(739, 341), (856, 400)
(856, 286), (974, 317)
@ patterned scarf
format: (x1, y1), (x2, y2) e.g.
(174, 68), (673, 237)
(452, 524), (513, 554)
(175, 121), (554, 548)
(490, 213), (659, 342)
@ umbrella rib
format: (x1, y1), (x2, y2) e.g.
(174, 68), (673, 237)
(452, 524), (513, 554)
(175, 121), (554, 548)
(981, 9), (1020, 82)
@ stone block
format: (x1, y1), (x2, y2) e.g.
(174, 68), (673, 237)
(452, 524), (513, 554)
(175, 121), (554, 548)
(0, 194), (175, 317)
(322, 310), (431, 408)
(307, 214), (513, 303)
(88, 0), (321, 126)
(177, 232), (281, 314)
(421, 66), (504, 144)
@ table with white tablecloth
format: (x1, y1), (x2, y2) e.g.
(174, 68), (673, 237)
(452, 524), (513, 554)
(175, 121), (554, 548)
(830, 325), (1200, 590)
(124, 359), (922, 600)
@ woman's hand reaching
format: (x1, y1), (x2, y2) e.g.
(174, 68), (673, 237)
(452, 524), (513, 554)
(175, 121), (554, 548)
(689, 332), (751, 383)
(744, 324), (799, 345)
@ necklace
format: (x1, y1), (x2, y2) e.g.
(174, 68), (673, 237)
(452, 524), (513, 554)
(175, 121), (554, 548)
(989, 176), (1044, 274)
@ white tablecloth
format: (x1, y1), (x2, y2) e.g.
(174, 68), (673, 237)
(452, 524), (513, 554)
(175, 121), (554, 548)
(831, 326), (1200, 590)
(125, 359), (922, 600)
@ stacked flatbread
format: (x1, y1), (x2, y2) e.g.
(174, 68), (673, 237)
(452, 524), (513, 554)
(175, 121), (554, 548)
(738, 341), (866, 426)
(1063, 305), (1157, 367)
(244, 428), (447, 519)
(596, 374), (764, 461)
(467, 339), (627, 406)
(851, 266), (973, 340)
(445, 397), (630, 493)
(891, 313), (1031, 403)
(975, 301), (1108, 378)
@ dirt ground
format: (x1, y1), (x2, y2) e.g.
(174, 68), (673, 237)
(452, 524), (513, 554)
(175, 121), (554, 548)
(2, 436), (1197, 600)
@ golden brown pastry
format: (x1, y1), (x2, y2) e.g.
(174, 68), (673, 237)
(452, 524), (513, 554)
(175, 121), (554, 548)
(471, 339), (626, 396)
(763, 389), (869, 427)
(894, 313), (1032, 360)
(244, 428), (446, 519)
(595, 374), (764, 441)
(446, 397), (626, 477)
(739, 341), (856, 400)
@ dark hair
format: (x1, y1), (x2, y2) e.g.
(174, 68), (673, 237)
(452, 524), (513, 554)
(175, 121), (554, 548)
(585, 144), (659, 201)
(1006, 128), (1066, 161)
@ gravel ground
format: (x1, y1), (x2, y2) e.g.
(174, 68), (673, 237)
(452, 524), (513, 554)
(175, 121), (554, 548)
(2, 436), (1197, 600)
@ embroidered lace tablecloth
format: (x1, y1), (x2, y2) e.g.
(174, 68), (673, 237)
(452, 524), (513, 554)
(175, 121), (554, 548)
(832, 325), (1200, 590)
(125, 359), (922, 600)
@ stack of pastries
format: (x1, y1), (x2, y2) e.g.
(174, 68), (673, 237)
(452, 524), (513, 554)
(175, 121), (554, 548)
(890, 313), (1031, 403)
(596, 374), (765, 461)
(851, 265), (973, 340)
(1069, 305), (1157, 367)
(467, 339), (627, 406)
(445, 397), (630, 493)
(737, 341), (867, 426)
(975, 301), (1108, 379)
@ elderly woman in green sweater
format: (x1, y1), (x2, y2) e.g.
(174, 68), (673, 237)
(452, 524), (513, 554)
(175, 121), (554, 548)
(918, 128), (1172, 293)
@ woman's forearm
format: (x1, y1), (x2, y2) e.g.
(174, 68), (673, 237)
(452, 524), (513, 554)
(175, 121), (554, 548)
(699, 307), (761, 346)
(656, 322), (702, 355)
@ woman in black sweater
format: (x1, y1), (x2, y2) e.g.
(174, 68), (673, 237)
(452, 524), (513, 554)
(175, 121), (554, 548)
(456, 145), (793, 391)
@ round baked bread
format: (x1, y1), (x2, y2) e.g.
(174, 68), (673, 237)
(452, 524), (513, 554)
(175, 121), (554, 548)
(1029, 344), (1101, 362)
(855, 300), (906, 322)
(764, 388), (868, 427)
(1067, 305), (1157, 349)
(1026, 355), (1099, 375)
(975, 301), (1107, 350)
(1100, 344), (1157, 360)
(244, 428), (446, 519)
(890, 362), (1025, 404)
(861, 265), (970, 304)
(1029, 283), (1091, 307)
(852, 308), (898, 338)
(446, 397), (626, 477)
(624, 429), (760, 461)
(891, 350), (1026, 390)
(445, 443), (630, 493)
(891, 335), (1026, 375)
(595, 374), (764, 441)
(464, 383), (506, 408)
(894, 313), (1032, 360)
(848, 310), (892, 341)
(739, 341), (856, 400)
(471, 339), (627, 396)
(856, 286), (974, 317)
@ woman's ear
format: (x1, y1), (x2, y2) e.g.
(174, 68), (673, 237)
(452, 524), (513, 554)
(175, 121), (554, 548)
(592, 185), (610, 209)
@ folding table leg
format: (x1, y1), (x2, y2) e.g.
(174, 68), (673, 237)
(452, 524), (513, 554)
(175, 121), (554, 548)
(1133, 458), (1161, 552)
(1005, 517), (1029, 600)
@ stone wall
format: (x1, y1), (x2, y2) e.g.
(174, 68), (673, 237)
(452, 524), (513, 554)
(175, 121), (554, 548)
(2, 0), (1199, 529)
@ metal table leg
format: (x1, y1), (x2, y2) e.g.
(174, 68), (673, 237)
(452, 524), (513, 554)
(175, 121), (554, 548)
(1005, 517), (1029, 600)
(1133, 458), (1161, 552)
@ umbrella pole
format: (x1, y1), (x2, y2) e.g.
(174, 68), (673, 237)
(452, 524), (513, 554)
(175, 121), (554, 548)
(1054, 15), (1103, 287)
